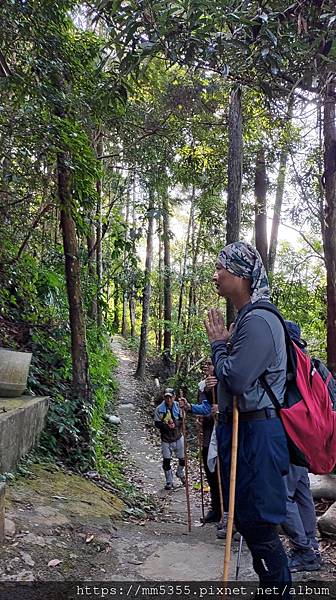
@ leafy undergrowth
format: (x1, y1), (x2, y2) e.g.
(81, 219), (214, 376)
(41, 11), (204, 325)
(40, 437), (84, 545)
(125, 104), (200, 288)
(2, 330), (156, 520)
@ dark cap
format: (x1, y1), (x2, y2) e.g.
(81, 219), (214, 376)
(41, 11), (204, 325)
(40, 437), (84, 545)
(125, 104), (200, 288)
(164, 388), (175, 397)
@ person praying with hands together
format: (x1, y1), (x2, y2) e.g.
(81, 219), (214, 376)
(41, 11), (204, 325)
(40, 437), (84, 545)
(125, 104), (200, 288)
(204, 241), (291, 594)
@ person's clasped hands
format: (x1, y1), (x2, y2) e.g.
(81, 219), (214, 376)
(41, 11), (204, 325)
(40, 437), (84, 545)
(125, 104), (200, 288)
(204, 308), (235, 343)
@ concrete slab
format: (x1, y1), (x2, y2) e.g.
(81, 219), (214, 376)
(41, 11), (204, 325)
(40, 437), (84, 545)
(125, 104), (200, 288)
(0, 396), (49, 472)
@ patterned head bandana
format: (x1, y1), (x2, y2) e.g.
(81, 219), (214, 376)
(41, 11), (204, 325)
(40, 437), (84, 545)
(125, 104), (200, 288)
(218, 241), (270, 304)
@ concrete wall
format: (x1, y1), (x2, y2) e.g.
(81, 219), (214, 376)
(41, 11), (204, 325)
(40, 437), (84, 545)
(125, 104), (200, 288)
(0, 397), (49, 473)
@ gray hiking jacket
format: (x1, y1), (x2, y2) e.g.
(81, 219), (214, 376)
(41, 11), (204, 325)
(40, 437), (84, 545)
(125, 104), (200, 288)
(211, 301), (287, 413)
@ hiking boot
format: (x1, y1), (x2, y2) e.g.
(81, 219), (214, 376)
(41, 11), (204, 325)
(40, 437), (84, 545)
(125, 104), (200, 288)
(216, 512), (228, 530)
(216, 514), (237, 539)
(216, 526), (238, 539)
(288, 548), (321, 573)
(309, 541), (323, 565)
(176, 468), (185, 485)
(201, 509), (221, 524)
(164, 469), (173, 490)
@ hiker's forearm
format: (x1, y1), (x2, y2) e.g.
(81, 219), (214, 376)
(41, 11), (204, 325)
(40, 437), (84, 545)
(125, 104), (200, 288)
(191, 398), (212, 416)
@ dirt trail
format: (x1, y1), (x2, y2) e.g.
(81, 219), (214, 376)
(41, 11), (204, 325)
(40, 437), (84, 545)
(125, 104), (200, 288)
(112, 335), (253, 580)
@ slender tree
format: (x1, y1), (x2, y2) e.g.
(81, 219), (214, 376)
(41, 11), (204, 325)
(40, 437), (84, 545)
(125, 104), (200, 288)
(162, 192), (172, 355)
(268, 98), (294, 274)
(135, 199), (155, 378)
(323, 78), (336, 373)
(226, 86), (242, 325)
(96, 130), (104, 328)
(254, 145), (268, 270)
(177, 188), (193, 328)
(129, 177), (137, 338)
(157, 211), (163, 351)
(58, 149), (92, 449)
(121, 183), (130, 337)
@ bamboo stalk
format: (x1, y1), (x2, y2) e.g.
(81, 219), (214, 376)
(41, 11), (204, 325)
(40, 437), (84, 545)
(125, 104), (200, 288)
(223, 396), (239, 582)
(180, 390), (192, 532)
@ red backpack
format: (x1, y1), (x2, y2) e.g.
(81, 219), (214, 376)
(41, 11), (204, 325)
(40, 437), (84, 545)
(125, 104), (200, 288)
(246, 302), (336, 475)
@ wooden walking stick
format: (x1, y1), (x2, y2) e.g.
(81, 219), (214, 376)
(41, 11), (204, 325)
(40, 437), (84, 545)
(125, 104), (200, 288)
(180, 390), (192, 532)
(212, 388), (224, 522)
(223, 396), (239, 582)
(196, 417), (205, 523)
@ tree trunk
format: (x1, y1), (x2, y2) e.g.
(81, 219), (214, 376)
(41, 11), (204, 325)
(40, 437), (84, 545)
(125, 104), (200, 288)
(268, 97), (294, 274)
(175, 190), (193, 373)
(318, 104), (326, 247)
(187, 220), (202, 334)
(87, 222), (98, 320)
(135, 201), (154, 378)
(113, 281), (120, 331)
(157, 213), (163, 351)
(58, 151), (91, 451)
(121, 294), (128, 337)
(226, 86), (242, 325)
(254, 146), (268, 270)
(96, 131), (103, 328)
(121, 184), (130, 337)
(129, 175), (137, 338)
(162, 193), (172, 355)
(129, 296), (136, 337)
(323, 79), (336, 373)
(177, 187), (194, 328)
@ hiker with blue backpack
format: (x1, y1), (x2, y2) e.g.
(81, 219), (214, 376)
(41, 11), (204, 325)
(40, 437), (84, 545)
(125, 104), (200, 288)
(154, 388), (186, 490)
(205, 241), (291, 589)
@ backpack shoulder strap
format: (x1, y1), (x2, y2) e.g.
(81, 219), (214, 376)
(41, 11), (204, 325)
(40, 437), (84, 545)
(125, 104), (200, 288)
(242, 301), (296, 412)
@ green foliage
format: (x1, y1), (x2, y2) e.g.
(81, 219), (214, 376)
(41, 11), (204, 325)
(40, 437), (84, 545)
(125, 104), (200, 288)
(272, 243), (327, 359)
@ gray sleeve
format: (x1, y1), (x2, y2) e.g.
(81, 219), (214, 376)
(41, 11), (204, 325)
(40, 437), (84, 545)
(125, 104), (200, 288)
(211, 314), (277, 396)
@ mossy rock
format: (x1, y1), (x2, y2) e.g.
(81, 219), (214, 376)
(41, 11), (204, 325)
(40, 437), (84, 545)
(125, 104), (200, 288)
(6, 463), (124, 526)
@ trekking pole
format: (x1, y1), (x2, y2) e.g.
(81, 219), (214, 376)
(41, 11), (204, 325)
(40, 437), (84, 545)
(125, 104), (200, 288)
(196, 417), (205, 523)
(223, 396), (239, 582)
(180, 390), (192, 532)
(212, 388), (224, 522)
(235, 534), (243, 580)
(235, 535), (243, 581)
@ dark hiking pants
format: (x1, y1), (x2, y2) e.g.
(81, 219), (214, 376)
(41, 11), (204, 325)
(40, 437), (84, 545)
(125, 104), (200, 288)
(217, 415), (291, 592)
(282, 464), (318, 550)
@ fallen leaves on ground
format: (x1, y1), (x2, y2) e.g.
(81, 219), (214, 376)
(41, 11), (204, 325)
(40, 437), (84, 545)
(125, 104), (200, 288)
(47, 559), (62, 567)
